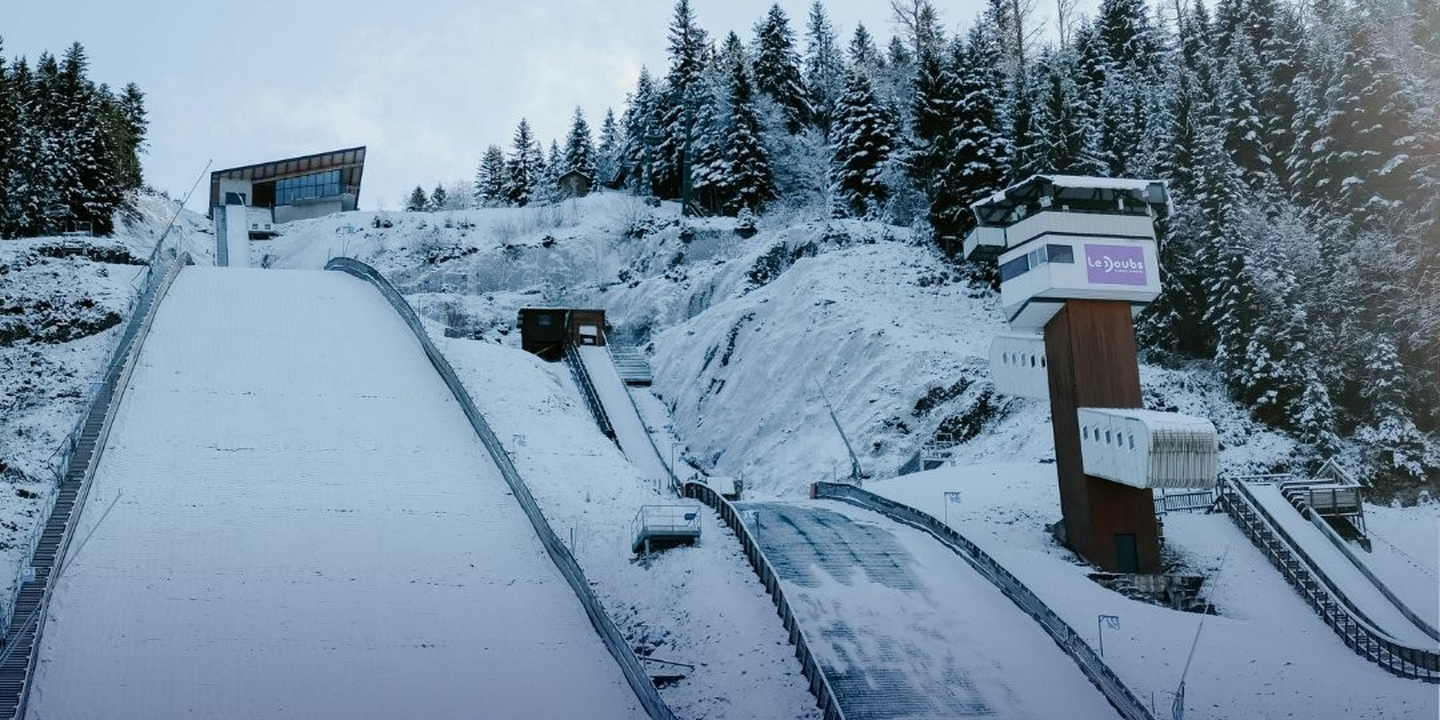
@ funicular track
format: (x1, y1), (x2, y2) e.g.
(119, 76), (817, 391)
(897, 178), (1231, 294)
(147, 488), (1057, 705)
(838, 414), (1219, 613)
(1215, 478), (1440, 681)
(0, 243), (191, 720)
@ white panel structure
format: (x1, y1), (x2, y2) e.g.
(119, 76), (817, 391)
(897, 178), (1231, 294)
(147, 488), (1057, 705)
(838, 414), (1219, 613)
(223, 204), (251, 268)
(988, 333), (1050, 400)
(998, 237), (1161, 331)
(1077, 407), (1218, 489)
(963, 210), (1158, 261)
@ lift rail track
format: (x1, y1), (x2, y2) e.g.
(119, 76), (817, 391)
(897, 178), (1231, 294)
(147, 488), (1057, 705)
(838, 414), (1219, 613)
(325, 258), (677, 720)
(0, 246), (192, 720)
(1216, 478), (1440, 681)
(813, 482), (1155, 720)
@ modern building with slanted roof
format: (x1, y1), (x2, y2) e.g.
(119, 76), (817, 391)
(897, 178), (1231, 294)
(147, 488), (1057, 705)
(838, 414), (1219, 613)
(209, 146), (366, 225)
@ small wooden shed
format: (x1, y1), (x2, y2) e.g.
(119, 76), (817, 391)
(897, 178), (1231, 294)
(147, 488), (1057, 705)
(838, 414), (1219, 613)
(557, 170), (593, 199)
(517, 308), (606, 360)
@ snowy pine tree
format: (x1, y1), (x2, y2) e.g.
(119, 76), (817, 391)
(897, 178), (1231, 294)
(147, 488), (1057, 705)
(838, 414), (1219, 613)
(563, 106), (597, 180)
(406, 186), (428, 212)
(830, 69), (893, 218)
(474, 145), (508, 207)
(596, 107), (623, 188)
(429, 183), (447, 211)
(802, 0), (844, 136)
(752, 4), (811, 133)
(724, 52), (776, 213)
(504, 119), (542, 206)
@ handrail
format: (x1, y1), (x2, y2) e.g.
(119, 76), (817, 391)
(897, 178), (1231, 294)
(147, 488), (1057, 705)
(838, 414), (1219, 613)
(9, 247), (192, 720)
(813, 482), (1155, 720)
(563, 343), (616, 441)
(1217, 479), (1439, 680)
(682, 481), (847, 720)
(324, 258), (677, 720)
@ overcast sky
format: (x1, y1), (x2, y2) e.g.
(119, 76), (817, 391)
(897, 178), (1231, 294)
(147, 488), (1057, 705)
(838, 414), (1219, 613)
(8, 0), (1088, 212)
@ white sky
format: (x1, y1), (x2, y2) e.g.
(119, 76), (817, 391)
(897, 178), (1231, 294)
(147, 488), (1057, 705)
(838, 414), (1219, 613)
(6, 0), (1091, 212)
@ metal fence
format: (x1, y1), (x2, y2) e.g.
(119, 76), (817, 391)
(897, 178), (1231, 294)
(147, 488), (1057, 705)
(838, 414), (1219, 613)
(4, 242), (192, 720)
(1216, 478), (1440, 681)
(3, 234), (186, 637)
(682, 481), (847, 720)
(813, 482), (1157, 720)
(324, 258), (678, 720)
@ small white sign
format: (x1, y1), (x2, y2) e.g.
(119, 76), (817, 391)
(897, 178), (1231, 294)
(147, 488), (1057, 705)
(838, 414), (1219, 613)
(944, 491), (963, 504)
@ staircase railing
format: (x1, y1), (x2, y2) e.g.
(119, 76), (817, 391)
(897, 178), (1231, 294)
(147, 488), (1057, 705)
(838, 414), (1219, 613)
(325, 258), (677, 720)
(563, 343), (615, 441)
(812, 482), (1156, 720)
(1, 243), (192, 720)
(1215, 478), (1440, 681)
(682, 481), (846, 720)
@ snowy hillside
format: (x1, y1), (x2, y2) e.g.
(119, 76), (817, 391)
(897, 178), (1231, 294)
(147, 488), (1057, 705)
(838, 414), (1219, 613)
(0, 192), (209, 593)
(262, 193), (1305, 498)
(252, 194), (1436, 718)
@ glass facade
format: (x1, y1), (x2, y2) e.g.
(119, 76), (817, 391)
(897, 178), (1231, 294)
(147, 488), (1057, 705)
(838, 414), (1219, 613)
(274, 170), (342, 205)
(1000, 243), (1077, 282)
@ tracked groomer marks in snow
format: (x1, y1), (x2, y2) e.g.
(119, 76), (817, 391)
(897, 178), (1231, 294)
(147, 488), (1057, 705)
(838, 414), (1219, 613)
(736, 501), (1119, 720)
(25, 267), (644, 719)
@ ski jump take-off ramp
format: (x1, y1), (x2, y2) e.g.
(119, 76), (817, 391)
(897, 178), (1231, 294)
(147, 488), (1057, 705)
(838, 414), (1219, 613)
(23, 267), (647, 719)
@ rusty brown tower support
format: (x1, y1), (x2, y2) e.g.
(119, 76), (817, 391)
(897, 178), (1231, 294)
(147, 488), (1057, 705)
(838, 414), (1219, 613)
(1044, 300), (1160, 573)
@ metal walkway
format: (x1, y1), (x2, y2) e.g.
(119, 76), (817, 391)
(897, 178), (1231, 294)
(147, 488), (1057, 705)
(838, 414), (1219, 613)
(735, 501), (1120, 720)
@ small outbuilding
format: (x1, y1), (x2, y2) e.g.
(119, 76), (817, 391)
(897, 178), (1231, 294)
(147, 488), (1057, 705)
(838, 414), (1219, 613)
(556, 170), (593, 199)
(517, 308), (606, 360)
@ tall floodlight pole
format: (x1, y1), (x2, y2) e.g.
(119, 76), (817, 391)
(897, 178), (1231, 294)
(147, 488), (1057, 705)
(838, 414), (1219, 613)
(962, 176), (1218, 574)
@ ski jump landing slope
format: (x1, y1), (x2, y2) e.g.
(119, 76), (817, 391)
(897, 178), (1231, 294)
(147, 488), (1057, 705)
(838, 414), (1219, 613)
(577, 345), (670, 481)
(738, 501), (1119, 720)
(26, 267), (644, 720)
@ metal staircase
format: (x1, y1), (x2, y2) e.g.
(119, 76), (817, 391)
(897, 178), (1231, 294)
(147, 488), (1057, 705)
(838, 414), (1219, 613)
(0, 248), (191, 720)
(608, 346), (653, 386)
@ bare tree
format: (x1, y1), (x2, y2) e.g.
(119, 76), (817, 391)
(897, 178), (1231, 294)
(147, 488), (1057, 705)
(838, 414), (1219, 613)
(1055, 0), (1079, 49)
(890, 0), (944, 54)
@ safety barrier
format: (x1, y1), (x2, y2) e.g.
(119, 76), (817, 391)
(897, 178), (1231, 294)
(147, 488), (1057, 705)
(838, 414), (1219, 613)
(681, 481), (846, 720)
(324, 258), (677, 720)
(813, 482), (1156, 720)
(1216, 478), (1440, 681)
(2, 243), (192, 720)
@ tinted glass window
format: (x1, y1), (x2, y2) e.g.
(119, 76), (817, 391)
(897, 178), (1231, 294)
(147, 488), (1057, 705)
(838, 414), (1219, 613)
(999, 256), (1029, 282)
(1046, 244), (1074, 263)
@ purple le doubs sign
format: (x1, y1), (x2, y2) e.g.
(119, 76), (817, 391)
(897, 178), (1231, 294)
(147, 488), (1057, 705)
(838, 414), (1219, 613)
(1084, 244), (1148, 286)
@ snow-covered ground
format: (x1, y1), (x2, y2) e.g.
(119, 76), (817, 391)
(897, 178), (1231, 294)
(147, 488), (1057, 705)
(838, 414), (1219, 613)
(437, 337), (820, 719)
(737, 499), (1119, 719)
(29, 268), (642, 719)
(0, 193), (209, 614)
(4, 192), (1434, 718)
(865, 464), (1438, 720)
(252, 195), (1437, 718)
(1247, 482), (1436, 646)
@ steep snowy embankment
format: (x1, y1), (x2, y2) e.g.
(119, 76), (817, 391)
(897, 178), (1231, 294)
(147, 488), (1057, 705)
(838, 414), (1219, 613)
(0, 192), (209, 602)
